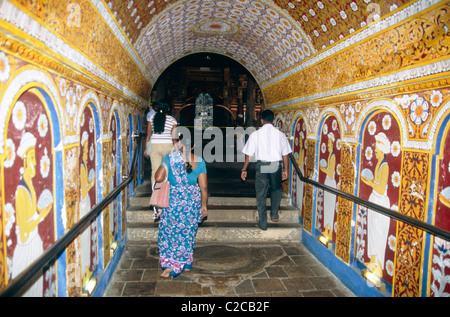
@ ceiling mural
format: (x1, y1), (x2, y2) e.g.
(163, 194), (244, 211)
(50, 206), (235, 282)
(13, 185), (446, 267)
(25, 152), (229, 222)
(131, 0), (315, 84)
(104, 0), (414, 86)
(273, 0), (414, 51)
(1, 0), (419, 103)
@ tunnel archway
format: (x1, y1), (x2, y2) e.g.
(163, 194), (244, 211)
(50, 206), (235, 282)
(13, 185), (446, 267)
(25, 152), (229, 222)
(150, 52), (263, 128)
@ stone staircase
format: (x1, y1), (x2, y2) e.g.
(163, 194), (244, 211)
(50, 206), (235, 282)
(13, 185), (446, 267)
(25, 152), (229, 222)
(126, 182), (302, 243)
(126, 157), (301, 243)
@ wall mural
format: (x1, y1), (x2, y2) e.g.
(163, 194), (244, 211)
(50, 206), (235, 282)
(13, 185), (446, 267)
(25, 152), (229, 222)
(284, 88), (450, 296)
(291, 116), (307, 220)
(316, 114), (341, 243)
(275, 113), (295, 196)
(3, 89), (56, 296)
(79, 104), (97, 288)
(127, 114), (133, 191)
(0, 49), (142, 296)
(108, 112), (119, 245)
(430, 115), (450, 296)
(356, 110), (402, 286)
(139, 115), (144, 187)
(120, 110), (132, 237)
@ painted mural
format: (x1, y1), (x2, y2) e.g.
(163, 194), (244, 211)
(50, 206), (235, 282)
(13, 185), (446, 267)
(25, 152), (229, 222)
(275, 113), (294, 196)
(356, 110), (402, 286)
(291, 116), (307, 219)
(430, 116), (450, 296)
(283, 90), (450, 296)
(108, 112), (119, 245)
(316, 114), (341, 243)
(79, 104), (97, 288)
(0, 46), (143, 296)
(122, 113), (131, 236)
(263, 0), (450, 297)
(3, 89), (56, 296)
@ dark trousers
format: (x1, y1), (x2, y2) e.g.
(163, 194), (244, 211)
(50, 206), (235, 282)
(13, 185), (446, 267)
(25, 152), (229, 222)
(255, 161), (282, 230)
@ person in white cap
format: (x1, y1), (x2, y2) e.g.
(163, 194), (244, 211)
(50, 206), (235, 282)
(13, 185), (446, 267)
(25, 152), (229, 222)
(361, 132), (391, 278)
(12, 132), (52, 296)
(319, 132), (337, 240)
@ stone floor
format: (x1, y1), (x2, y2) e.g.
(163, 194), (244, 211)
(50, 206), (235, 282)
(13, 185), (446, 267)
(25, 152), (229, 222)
(103, 240), (355, 297)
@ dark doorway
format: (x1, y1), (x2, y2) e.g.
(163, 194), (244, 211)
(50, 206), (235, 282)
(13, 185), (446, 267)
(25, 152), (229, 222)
(151, 53), (263, 128)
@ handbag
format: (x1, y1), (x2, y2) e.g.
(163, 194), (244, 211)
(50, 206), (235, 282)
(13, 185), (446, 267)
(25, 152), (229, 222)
(149, 180), (170, 208)
(149, 162), (170, 209)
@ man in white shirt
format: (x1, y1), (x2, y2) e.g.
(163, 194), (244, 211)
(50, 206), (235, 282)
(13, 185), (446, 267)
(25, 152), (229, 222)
(241, 110), (292, 230)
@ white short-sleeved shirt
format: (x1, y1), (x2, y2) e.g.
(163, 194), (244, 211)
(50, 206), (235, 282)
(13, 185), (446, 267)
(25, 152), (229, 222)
(149, 114), (177, 144)
(242, 124), (292, 161)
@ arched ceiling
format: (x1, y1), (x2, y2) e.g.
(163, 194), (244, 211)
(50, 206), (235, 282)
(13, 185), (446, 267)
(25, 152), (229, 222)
(106, 0), (413, 86)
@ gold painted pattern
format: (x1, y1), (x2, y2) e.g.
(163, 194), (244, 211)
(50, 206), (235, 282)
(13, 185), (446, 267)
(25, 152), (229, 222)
(274, 0), (415, 52)
(335, 143), (356, 264)
(303, 139), (316, 233)
(0, 170), (4, 290)
(0, 32), (145, 111)
(11, 0), (152, 100)
(393, 150), (429, 297)
(102, 141), (111, 268)
(63, 146), (82, 296)
(263, 3), (450, 106)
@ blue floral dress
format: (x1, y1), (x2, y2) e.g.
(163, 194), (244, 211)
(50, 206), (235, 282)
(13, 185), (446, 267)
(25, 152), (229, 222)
(158, 151), (206, 276)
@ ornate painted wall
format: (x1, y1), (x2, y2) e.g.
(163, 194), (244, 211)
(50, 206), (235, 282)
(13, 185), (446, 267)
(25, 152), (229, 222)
(0, 0), (448, 298)
(270, 3), (450, 297)
(0, 6), (146, 296)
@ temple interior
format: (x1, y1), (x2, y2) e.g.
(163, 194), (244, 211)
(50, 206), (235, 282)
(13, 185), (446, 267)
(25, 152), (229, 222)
(0, 0), (449, 297)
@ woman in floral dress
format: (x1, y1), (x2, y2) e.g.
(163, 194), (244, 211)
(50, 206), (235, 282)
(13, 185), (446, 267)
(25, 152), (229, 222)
(154, 137), (208, 278)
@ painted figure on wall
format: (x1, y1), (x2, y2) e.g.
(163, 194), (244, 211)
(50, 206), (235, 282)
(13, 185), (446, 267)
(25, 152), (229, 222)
(124, 114), (130, 180)
(431, 119), (450, 296)
(357, 110), (401, 285)
(139, 115), (144, 185)
(361, 132), (391, 277)
(292, 117), (307, 217)
(317, 115), (341, 242)
(109, 113), (118, 243)
(79, 105), (97, 287)
(276, 119), (283, 131)
(3, 90), (56, 296)
(130, 114), (138, 193)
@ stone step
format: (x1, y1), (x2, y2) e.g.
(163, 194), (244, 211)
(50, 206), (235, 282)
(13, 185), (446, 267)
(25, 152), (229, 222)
(127, 221), (302, 243)
(127, 205), (299, 224)
(208, 195), (291, 206)
(129, 194), (291, 208)
(126, 182), (301, 244)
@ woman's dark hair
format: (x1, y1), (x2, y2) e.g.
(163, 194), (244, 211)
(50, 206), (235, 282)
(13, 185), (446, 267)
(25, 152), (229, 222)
(153, 102), (168, 134)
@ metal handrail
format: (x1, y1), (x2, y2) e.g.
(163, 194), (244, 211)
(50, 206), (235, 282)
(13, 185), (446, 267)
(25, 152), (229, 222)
(289, 153), (450, 242)
(0, 133), (145, 297)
